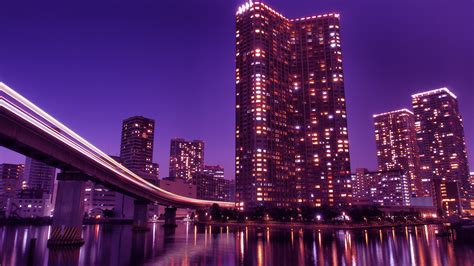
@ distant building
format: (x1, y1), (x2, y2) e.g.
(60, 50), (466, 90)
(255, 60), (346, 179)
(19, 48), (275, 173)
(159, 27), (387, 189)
(152, 163), (160, 180)
(117, 116), (158, 219)
(120, 116), (157, 182)
(227, 179), (236, 202)
(80, 155), (118, 216)
(352, 168), (410, 207)
(24, 158), (56, 194)
(0, 164), (24, 214)
(84, 181), (115, 215)
(351, 169), (376, 204)
(412, 88), (470, 214)
(169, 138), (204, 181)
(235, 1), (351, 209)
(373, 109), (421, 196)
(158, 177), (196, 218)
(158, 177), (197, 199)
(193, 165), (231, 201)
(432, 179), (462, 216)
(11, 188), (52, 218)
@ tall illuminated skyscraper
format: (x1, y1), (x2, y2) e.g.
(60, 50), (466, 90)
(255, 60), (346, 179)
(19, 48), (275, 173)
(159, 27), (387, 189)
(169, 138), (204, 181)
(120, 116), (157, 182)
(117, 116), (157, 219)
(412, 88), (470, 214)
(373, 109), (421, 196)
(235, 1), (351, 208)
(291, 11), (352, 207)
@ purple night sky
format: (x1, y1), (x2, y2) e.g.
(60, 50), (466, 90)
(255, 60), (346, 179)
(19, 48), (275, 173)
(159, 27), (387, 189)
(0, 0), (473, 179)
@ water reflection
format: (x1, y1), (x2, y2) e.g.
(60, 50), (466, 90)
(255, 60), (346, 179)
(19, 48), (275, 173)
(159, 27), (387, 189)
(0, 223), (472, 265)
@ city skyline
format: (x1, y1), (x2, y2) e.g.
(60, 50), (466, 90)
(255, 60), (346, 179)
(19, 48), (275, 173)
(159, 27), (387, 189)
(0, 1), (473, 264)
(0, 0), (473, 180)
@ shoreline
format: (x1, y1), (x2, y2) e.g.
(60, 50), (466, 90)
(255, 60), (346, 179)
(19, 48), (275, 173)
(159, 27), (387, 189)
(195, 220), (439, 230)
(0, 218), (439, 230)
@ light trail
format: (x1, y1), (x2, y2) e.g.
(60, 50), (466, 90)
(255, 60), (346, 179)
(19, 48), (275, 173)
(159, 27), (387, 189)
(0, 82), (235, 208)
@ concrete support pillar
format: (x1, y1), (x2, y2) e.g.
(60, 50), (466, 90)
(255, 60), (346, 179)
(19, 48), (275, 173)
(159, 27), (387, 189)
(132, 200), (150, 231)
(48, 171), (87, 247)
(164, 206), (177, 228)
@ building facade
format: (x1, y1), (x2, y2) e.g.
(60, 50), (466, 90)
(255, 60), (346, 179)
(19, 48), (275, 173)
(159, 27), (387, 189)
(411, 88), (470, 214)
(12, 188), (52, 218)
(235, 1), (351, 208)
(169, 138), (204, 181)
(157, 177), (197, 218)
(352, 168), (411, 207)
(159, 177), (197, 199)
(0, 164), (24, 215)
(84, 181), (116, 215)
(120, 116), (157, 182)
(227, 179), (236, 202)
(24, 157), (56, 194)
(373, 109), (421, 196)
(118, 116), (158, 219)
(470, 172), (474, 213)
(432, 179), (462, 216)
(193, 165), (231, 201)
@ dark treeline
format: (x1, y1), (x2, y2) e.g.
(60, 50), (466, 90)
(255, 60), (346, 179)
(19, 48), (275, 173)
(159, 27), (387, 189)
(196, 204), (425, 224)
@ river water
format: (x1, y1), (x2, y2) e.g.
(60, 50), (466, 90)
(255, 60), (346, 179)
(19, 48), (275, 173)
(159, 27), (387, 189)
(0, 223), (472, 265)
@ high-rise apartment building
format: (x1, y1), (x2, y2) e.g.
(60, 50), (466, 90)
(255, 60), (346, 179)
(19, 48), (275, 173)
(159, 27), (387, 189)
(24, 157), (56, 194)
(169, 138), (204, 181)
(117, 117), (157, 219)
(120, 116), (157, 182)
(291, 11), (352, 208)
(373, 109), (421, 196)
(235, 1), (351, 208)
(412, 88), (470, 214)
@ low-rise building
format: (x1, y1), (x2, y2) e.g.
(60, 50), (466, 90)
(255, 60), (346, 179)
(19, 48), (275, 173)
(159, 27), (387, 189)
(352, 168), (410, 207)
(84, 181), (115, 216)
(158, 177), (197, 218)
(193, 165), (231, 201)
(0, 163), (24, 215)
(159, 177), (197, 198)
(11, 188), (52, 218)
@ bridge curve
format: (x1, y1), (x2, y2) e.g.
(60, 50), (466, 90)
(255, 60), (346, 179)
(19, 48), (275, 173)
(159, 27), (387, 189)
(0, 82), (235, 209)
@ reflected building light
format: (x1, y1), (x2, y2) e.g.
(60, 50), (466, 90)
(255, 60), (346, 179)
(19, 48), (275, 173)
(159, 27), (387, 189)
(240, 231), (245, 260)
(364, 230), (369, 247)
(194, 225), (197, 246)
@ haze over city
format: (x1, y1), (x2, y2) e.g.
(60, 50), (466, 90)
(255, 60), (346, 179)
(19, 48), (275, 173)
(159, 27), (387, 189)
(1, 0), (472, 180)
